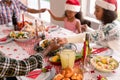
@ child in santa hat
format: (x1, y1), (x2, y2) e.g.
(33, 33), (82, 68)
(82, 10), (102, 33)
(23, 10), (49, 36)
(56, 0), (120, 52)
(48, 0), (86, 33)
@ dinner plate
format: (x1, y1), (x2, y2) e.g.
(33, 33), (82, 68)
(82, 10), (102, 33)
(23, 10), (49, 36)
(90, 43), (104, 48)
(35, 67), (56, 80)
(0, 34), (8, 39)
(10, 31), (34, 42)
(0, 36), (13, 44)
(91, 48), (113, 56)
(47, 25), (60, 33)
(90, 56), (119, 73)
(17, 67), (56, 80)
(6, 22), (14, 27)
(14, 37), (33, 42)
(35, 71), (50, 80)
(46, 67), (56, 80)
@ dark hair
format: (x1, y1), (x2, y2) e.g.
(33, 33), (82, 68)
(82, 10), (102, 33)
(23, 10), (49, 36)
(75, 11), (91, 26)
(101, 9), (117, 25)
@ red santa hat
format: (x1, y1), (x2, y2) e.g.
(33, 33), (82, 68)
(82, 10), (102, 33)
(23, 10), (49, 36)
(65, 0), (80, 12)
(95, 0), (117, 11)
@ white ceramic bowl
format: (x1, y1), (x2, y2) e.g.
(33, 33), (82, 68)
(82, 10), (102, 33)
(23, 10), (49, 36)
(10, 31), (33, 42)
(90, 56), (119, 72)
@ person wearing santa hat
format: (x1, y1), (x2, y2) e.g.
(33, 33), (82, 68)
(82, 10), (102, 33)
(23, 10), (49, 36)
(47, 0), (84, 33)
(55, 0), (120, 52)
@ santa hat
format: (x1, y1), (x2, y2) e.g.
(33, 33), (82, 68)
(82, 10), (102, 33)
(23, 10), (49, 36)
(95, 0), (117, 11)
(65, 0), (80, 12)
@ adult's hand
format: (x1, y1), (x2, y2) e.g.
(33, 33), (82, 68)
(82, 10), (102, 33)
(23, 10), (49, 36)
(27, 8), (46, 13)
(39, 8), (46, 13)
(57, 38), (68, 45)
(42, 38), (62, 56)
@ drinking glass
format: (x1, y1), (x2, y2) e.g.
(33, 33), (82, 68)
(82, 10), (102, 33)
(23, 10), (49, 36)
(80, 56), (91, 72)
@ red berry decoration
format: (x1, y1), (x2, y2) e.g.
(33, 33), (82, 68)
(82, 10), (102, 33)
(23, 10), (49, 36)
(97, 75), (107, 80)
(42, 65), (52, 73)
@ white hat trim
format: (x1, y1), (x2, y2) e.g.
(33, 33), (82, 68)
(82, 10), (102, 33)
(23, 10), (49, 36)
(65, 4), (80, 12)
(96, 0), (116, 11)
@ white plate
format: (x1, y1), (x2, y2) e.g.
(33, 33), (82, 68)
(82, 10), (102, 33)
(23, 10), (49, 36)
(48, 25), (60, 33)
(17, 68), (56, 80)
(91, 48), (113, 56)
(90, 43), (104, 48)
(14, 37), (33, 42)
(10, 31), (33, 42)
(35, 71), (50, 80)
(0, 34), (8, 39)
(0, 35), (13, 44)
(6, 22), (14, 27)
(35, 67), (56, 80)
(90, 56), (119, 72)
(0, 37), (13, 44)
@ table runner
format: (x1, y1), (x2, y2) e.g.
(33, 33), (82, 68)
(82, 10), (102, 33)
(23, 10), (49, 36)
(15, 38), (41, 55)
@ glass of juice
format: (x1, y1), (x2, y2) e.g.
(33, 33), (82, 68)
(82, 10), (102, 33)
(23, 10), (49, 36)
(60, 49), (75, 69)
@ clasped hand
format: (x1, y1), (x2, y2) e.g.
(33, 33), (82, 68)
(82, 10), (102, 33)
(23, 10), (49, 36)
(42, 38), (67, 56)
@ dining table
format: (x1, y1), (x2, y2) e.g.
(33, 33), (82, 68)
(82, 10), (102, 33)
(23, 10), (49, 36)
(0, 23), (120, 80)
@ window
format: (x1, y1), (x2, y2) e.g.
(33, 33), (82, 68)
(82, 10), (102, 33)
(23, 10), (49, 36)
(40, 0), (50, 22)
(27, 0), (50, 22)
(118, 0), (120, 21)
(82, 0), (120, 21)
(27, 0), (39, 18)
(89, 0), (95, 17)
(82, 0), (96, 18)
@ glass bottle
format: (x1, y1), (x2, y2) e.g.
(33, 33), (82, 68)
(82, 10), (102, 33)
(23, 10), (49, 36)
(40, 21), (46, 40)
(80, 33), (91, 72)
(12, 10), (18, 31)
(86, 33), (91, 56)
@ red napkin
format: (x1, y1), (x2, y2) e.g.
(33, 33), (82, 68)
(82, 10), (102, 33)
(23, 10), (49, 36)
(50, 26), (56, 28)
(0, 37), (7, 42)
(46, 26), (56, 31)
(92, 48), (108, 54)
(27, 69), (42, 79)
(48, 26), (56, 28)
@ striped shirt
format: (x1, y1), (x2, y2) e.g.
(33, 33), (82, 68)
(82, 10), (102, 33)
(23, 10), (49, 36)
(0, 0), (28, 25)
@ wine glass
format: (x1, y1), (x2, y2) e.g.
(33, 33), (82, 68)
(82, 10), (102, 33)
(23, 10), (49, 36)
(80, 55), (91, 73)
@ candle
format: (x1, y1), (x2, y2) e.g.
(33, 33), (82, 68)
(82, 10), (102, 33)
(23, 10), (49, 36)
(35, 20), (38, 38)
(83, 41), (87, 62)
(22, 14), (24, 27)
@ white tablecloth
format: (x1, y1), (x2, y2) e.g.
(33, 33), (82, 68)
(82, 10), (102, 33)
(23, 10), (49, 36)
(0, 24), (120, 80)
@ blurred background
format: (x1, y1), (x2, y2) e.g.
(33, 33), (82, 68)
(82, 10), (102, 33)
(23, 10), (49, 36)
(20, 0), (120, 29)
